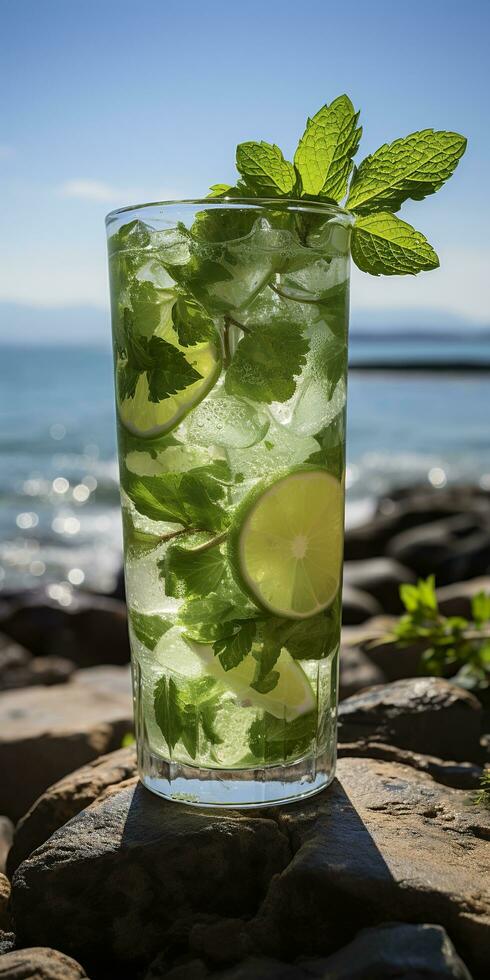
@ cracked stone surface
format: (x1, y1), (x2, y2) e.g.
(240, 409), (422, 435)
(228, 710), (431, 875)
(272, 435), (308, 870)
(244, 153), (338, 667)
(11, 758), (490, 978)
(0, 947), (89, 979)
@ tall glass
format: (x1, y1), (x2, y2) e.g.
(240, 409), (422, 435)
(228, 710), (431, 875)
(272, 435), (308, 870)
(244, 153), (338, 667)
(106, 198), (352, 807)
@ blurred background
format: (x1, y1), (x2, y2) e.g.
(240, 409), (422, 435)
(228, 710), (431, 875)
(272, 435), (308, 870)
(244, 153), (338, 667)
(0, 0), (489, 598)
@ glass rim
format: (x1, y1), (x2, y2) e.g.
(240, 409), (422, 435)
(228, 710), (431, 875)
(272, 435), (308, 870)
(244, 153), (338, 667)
(105, 196), (354, 226)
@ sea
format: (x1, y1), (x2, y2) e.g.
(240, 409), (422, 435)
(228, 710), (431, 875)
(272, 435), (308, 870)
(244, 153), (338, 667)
(1, 335), (490, 595)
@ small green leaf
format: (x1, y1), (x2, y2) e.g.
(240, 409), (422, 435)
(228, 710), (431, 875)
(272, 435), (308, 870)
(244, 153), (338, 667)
(471, 592), (490, 626)
(251, 641), (280, 693)
(153, 675), (223, 758)
(125, 464), (229, 530)
(163, 540), (226, 599)
(171, 294), (215, 347)
(346, 129), (467, 214)
(130, 280), (161, 337)
(213, 620), (257, 671)
(225, 320), (309, 404)
(207, 184), (233, 197)
(179, 592), (258, 643)
(236, 141), (297, 196)
(294, 95), (362, 201)
(146, 336), (203, 402)
(129, 609), (172, 650)
(351, 213), (439, 276)
(248, 710), (317, 763)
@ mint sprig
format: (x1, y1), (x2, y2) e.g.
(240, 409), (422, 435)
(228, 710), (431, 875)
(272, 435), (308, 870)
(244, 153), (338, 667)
(129, 609), (172, 650)
(124, 462), (230, 531)
(210, 95), (466, 278)
(154, 674), (223, 757)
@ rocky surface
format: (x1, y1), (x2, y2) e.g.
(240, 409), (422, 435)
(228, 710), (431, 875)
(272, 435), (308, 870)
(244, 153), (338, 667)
(7, 746), (137, 875)
(163, 924), (472, 978)
(0, 819), (13, 876)
(338, 644), (385, 699)
(10, 758), (490, 977)
(0, 875), (10, 932)
(0, 591), (130, 667)
(338, 677), (482, 761)
(0, 948), (89, 979)
(343, 557), (416, 613)
(0, 630), (75, 691)
(0, 666), (132, 820)
(340, 584), (382, 625)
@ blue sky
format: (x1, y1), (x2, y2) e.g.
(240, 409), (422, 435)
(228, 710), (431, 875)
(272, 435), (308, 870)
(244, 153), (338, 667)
(0, 0), (489, 340)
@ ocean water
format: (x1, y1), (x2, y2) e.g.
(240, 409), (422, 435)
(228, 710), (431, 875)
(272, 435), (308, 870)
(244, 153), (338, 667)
(1, 340), (490, 594)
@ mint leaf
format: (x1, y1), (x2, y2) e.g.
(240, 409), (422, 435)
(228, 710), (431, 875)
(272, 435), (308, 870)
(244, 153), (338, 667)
(346, 130), (467, 214)
(294, 95), (362, 201)
(236, 142), (297, 196)
(471, 592), (490, 626)
(250, 641), (280, 694)
(351, 213), (439, 276)
(125, 465), (229, 530)
(248, 710), (317, 763)
(108, 219), (152, 255)
(171, 294), (215, 347)
(129, 609), (172, 650)
(163, 540), (226, 599)
(154, 674), (222, 757)
(260, 611), (339, 663)
(146, 336), (203, 402)
(179, 592), (258, 643)
(129, 280), (161, 337)
(225, 320), (309, 404)
(208, 184), (234, 197)
(213, 620), (257, 671)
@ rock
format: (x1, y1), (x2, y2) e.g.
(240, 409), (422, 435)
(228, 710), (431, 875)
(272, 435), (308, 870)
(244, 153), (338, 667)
(437, 577), (490, 617)
(0, 873), (10, 931)
(341, 585), (382, 625)
(0, 666), (133, 820)
(337, 740), (482, 789)
(11, 783), (291, 972)
(8, 746), (136, 875)
(301, 922), (472, 979)
(338, 677), (482, 761)
(343, 617), (428, 681)
(387, 515), (490, 584)
(215, 958), (303, 979)
(0, 931), (15, 956)
(0, 948), (89, 979)
(245, 758), (490, 976)
(148, 960), (209, 980)
(343, 558), (416, 613)
(0, 590), (130, 667)
(338, 644), (385, 700)
(0, 817), (13, 875)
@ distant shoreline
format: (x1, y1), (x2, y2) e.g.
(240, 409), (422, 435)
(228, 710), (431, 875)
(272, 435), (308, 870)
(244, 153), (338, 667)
(349, 361), (490, 372)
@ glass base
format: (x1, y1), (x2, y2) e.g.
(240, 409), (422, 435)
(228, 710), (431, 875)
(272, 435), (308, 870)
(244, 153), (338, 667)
(139, 744), (336, 808)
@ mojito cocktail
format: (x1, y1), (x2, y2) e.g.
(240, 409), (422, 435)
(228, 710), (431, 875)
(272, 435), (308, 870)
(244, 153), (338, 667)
(107, 198), (351, 805)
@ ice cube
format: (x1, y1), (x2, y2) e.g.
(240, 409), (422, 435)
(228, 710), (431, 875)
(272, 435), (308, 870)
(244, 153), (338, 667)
(185, 388), (270, 449)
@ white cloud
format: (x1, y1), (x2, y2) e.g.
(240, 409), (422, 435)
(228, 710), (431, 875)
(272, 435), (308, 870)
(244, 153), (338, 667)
(58, 178), (179, 206)
(351, 247), (490, 325)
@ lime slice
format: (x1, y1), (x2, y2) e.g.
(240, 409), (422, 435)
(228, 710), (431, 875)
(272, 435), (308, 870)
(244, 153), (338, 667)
(228, 467), (343, 619)
(117, 299), (221, 439)
(152, 627), (315, 722)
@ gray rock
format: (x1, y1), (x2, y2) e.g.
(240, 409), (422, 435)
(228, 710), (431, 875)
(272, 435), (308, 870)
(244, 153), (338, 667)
(217, 958), (304, 979)
(387, 515), (490, 584)
(149, 960), (209, 980)
(0, 932), (15, 956)
(0, 816), (13, 875)
(11, 783), (290, 971)
(337, 740), (482, 789)
(338, 677), (482, 761)
(0, 873), (10, 931)
(339, 644), (385, 700)
(0, 666), (133, 820)
(0, 591), (130, 667)
(341, 585), (382, 625)
(437, 577), (490, 618)
(0, 948), (89, 979)
(301, 922), (472, 978)
(8, 746), (136, 875)
(343, 558), (416, 613)
(246, 758), (490, 976)
(343, 618), (430, 681)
